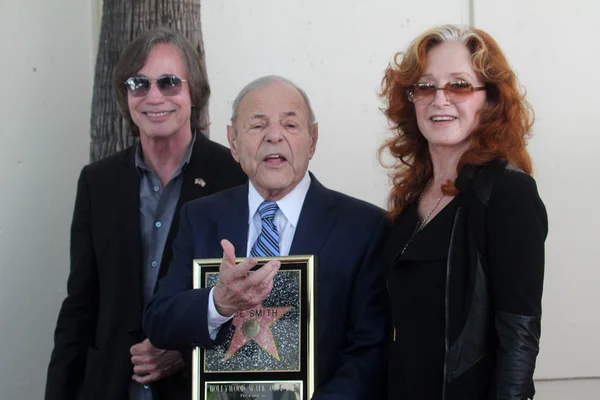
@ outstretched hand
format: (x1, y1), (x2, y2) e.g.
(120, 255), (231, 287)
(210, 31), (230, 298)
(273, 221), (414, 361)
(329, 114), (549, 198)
(213, 239), (280, 317)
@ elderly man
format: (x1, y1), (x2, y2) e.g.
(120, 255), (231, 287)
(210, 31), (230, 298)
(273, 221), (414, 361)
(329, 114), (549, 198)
(45, 28), (247, 400)
(143, 75), (389, 399)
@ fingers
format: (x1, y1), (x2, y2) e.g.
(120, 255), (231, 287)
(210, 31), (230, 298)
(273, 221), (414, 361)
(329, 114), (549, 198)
(253, 264), (278, 301)
(234, 261), (279, 308)
(131, 354), (156, 367)
(133, 361), (153, 375)
(132, 371), (161, 384)
(131, 352), (185, 384)
(130, 344), (142, 356)
(261, 262), (280, 286)
(130, 338), (152, 356)
(214, 251), (281, 314)
(247, 260), (280, 285)
(232, 257), (258, 278)
(220, 239), (236, 270)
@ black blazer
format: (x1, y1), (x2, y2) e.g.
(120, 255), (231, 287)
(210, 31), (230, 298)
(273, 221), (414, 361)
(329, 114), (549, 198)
(45, 134), (247, 400)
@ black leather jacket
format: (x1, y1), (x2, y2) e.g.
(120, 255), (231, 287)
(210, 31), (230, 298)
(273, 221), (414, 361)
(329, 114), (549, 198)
(385, 160), (547, 400)
(443, 161), (547, 400)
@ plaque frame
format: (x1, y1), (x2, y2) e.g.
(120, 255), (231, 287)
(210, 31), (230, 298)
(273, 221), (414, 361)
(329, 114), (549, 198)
(192, 255), (316, 400)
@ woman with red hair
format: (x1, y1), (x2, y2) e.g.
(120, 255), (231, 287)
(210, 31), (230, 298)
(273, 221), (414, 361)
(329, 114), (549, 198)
(380, 24), (548, 399)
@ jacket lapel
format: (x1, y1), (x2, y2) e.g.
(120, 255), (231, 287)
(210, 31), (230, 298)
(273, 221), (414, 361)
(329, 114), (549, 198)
(158, 134), (215, 279)
(290, 174), (337, 255)
(177, 134), (216, 206)
(216, 185), (250, 257)
(118, 148), (144, 330)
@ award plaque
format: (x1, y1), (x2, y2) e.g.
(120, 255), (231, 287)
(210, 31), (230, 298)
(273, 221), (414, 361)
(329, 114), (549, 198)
(192, 256), (316, 400)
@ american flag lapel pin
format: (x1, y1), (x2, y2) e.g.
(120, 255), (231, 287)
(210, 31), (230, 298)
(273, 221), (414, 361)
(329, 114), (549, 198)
(194, 178), (206, 187)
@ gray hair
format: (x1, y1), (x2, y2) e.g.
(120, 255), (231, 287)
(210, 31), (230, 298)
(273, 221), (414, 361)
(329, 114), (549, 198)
(230, 75), (316, 125)
(423, 24), (480, 47)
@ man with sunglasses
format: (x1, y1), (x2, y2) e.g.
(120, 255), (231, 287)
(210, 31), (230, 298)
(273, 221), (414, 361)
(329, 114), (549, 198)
(143, 75), (390, 399)
(45, 28), (247, 400)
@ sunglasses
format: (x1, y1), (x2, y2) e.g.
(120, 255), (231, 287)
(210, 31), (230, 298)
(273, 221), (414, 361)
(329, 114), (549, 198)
(124, 75), (188, 97)
(408, 81), (486, 104)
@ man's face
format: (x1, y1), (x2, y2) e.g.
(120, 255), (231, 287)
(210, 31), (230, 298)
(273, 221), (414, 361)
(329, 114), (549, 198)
(227, 81), (318, 201)
(127, 43), (193, 140)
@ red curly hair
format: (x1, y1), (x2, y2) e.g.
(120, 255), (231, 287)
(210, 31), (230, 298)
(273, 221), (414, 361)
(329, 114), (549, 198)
(380, 25), (534, 220)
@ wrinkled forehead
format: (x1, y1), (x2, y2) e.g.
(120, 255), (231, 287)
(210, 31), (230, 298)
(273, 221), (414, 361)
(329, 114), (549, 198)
(237, 83), (310, 122)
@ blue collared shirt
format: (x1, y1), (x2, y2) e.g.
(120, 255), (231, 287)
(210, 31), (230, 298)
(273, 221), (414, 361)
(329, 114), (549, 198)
(129, 135), (195, 400)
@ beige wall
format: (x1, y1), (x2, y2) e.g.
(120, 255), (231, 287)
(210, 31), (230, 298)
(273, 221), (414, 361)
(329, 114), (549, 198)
(202, 0), (470, 208)
(536, 379), (600, 399)
(0, 0), (95, 398)
(474, 0), (600, 381)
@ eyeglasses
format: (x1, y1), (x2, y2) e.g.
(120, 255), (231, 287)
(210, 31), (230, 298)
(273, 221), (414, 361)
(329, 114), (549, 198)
(124, 75), (188, 97)
(408, 81), (486, 104)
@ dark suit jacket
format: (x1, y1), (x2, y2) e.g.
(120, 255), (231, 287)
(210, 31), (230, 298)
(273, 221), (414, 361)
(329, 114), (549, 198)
(143, 175), (390, 399)
(45, 134), (248, 400)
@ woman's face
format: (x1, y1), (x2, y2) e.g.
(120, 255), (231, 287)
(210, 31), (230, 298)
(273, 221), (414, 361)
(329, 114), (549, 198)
(413, 41), (487, 151)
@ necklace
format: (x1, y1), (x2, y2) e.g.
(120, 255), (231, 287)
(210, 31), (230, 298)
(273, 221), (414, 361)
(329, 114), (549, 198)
(399, 180), (446, 256)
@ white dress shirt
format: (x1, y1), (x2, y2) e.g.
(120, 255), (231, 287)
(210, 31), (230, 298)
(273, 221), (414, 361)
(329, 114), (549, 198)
(206, 172), (311, 338)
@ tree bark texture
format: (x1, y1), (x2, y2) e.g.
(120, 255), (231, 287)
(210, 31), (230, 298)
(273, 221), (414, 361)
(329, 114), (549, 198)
(90, 0), (208, 162)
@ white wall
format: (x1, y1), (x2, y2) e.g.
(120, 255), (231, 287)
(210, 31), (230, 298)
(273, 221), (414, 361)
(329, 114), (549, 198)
(203, 0), (470, 207)
(0, 0), (598, 398)
(0, 0), (95, 399)
(536, 378), (600, 400)
(474, 0), (600, 384)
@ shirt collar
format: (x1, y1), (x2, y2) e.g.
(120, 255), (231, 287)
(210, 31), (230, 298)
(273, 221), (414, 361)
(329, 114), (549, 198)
(135, 132), (196, 174)
(248, 171), (311, 227)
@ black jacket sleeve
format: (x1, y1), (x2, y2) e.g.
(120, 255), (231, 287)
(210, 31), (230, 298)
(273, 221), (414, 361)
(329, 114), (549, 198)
(45, 168), (99, 400)
(486, 172), (548, 399)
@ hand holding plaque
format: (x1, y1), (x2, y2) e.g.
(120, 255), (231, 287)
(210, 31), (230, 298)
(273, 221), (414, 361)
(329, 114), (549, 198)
(213, 239), (281, 317)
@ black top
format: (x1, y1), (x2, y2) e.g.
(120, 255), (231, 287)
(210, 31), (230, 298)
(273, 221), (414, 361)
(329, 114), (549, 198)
(385, 198), (458, 400)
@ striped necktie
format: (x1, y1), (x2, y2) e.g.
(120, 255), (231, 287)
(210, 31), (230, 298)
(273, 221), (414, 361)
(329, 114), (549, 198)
(250, 201), (280, 257)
